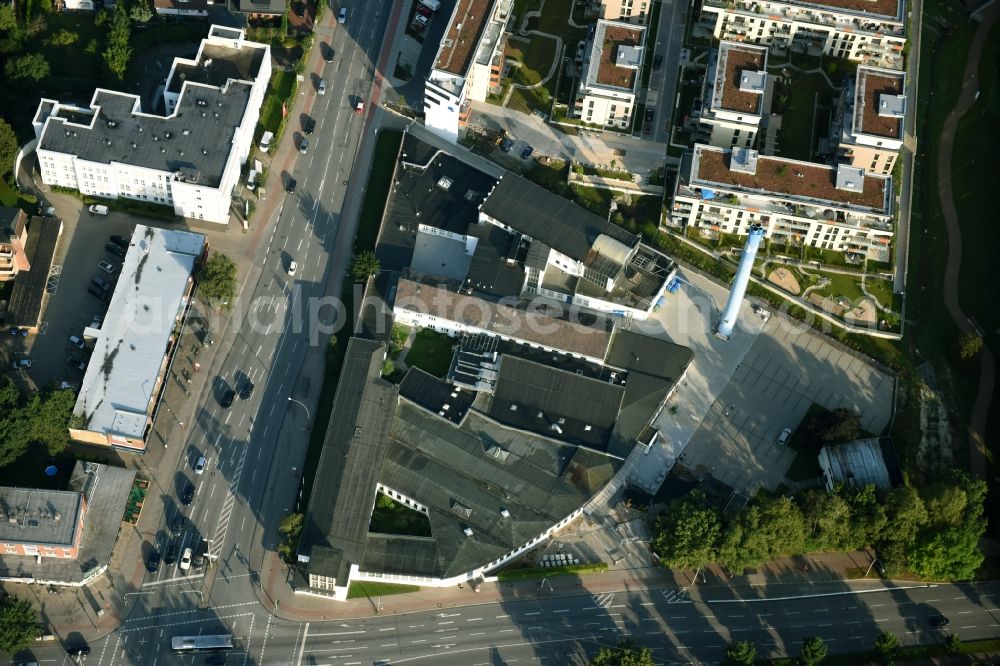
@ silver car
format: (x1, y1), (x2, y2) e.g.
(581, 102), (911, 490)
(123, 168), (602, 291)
(317, 79), (327, 95)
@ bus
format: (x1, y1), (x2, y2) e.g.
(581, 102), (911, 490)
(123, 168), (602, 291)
(171, 634), (234, 653)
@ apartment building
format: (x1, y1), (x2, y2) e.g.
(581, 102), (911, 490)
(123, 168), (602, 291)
(598, 0), (652, 23)
(574, 20), (647, 128)
(32, 25), (271, 225)
(671, 144), (893, 259)
(424, 0), (513, 143)
(697, 0), (906, 70)
(832, 65), (905, 175)
(0, 208), (28, 282)
(696, 41), (770, 149)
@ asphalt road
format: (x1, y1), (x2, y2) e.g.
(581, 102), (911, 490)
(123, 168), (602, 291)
(646, 0), (688, 144)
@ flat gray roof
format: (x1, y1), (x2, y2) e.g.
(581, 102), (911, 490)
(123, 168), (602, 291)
(0, 487), (81, 547)
(74, 226), (205, 443)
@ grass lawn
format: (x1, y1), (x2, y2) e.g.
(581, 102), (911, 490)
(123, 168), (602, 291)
(347, 581), (421, 599)
(776, 72), (834, 161)
(815, 271), (865, 303)
(866, 277), (894, 309)
(405, 329), (455, 378)
(526, 159), (568, 193)
(369, 494), (432, 537)
(259, 69), (297, 134)
(566, 184), (613, 216)
(0, 179), (17, 207)
(505, 37), (557, 113)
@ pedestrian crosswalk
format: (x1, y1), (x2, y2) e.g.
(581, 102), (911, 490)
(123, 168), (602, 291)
(210, 438), (250, 560)
(592, 592), (615, 608)
(661, 588), (690, 604)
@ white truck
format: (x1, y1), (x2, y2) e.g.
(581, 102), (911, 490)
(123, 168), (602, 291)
(259, 130), (274, 152)
(419, 0), (440, 10)
(88, 204), (109, 215)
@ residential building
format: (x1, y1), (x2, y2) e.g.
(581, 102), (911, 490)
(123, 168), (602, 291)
(376, 132), (676, 322)
(154, 0), (211, 16)
(70, 226), (206, 452)
(1, 210), (63, 331)
(696, 0), (906, 69)
(671, 144), (893, 260)
(62, 0), (96, 10)
(239, 0), (285, 18)
(423, 0), (513, 142)
(832, 65), (905, 175)
(598, 0), (652, 23)
(0, 462), (136, 586)
(574, 20), (647, 128)
(32, 25), (271, 225)
(695, 41), (770, 150)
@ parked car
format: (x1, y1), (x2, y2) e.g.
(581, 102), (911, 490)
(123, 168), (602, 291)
(91, 276), (111, 292)
(98, 260), (116, 274)
(193, 540), (208, 568)
(777, 427), (792, 445)
(354, 99), (365, 114)
(66, 357), (87, 372)
(68, 335), (86, 350)
(219, 386), (235, 409)
(299, 138), (308, 154)
(288, 260), (297, 276)
(7, 326), (27, 337)
(303, 116), (315, 135)
(653, 54), (663, 70)
(317, 78), (327, 95)
(416, 3), (432, 16)
(239, 379), (255, 400)
(109, 234), (129, 248)
(12, 359), (31, 370)
(181, 482), (194, 506)
(414, 12), (429, 26)
(499, 137), (513, 153)
(645, 107), (655, 124)
(86, 285), (107, 302)
(194, 455), (207, 475)
(105, 242), (126, 259)
(164, 544), (179, 565)
(324, 42), (334, 62)
(285, 177), (297, 194)
(520, 146), (534, 160)
(146, 550), (160, 573)
(179, 547), (193, 571)
(88, 204), (109, 216)
(171, 516), (184, 537)
(338, 6), (347, 22)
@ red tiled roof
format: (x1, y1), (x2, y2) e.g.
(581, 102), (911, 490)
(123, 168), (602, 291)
(436, 0), (492, 76)
(858, 71), (903, 139)
(596, 25), (643, 89)
(796, 0), (900, 18)
(720, 47), (765, 113)
(696, 149), (887, 209)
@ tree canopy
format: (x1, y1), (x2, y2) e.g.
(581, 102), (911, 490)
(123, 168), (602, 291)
(724, 640), (756, 666)
(197, 252), (237, 308)
(0, 118), (16, 176)
(802, 407), (861, 445)
(590, 641), (655, 666)
(0, 376), (77, 466)
(4, 52), (49, 81)
(0, 595), (38, 653)
(651, 491), (721, 570)
(103, 4), (132, 80)
(350, 250), (380, 283)
(800, 635), (828, 665)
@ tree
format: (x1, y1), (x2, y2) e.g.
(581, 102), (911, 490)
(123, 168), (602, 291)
(874, 631), (899, 665)
(277, 512), (303, 562)
(923, 482), (969, 528)
(4, 53), (49, 81)
(197, 253), (237, 307)
(719, 496), (806, 573)
(25, 388), (77, 455)
(103, 4), (132, 80)
(799, 635), (828, 665)
(908, 524), (984, 580)
(45, 29), (78, 46)
(803, 407), (860, 445)
(882, 486), (928, 545)
(381, 359), (395, 377)
(590, 641), (655, 666)
(350, 250), (380, 283)
(844, 484), (887, 549)
(0, 595), (39, 653)
(800, 489), (853, 550)
(958, 331), (983, 361)
(0, 5), (16, 31)
(652, 491), (721, 570)
(0, 117), (17, 177)
(944, 633), (962, 655)
(724, 640), (756, 666)
(128, 0), (153, 22)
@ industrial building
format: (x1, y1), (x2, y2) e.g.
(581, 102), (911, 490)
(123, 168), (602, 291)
(671, 144), (893, 261)
(695, 41), (770, 150)
(573, 20), (647, 129)
(695, 0), (906, 70)
(423, 0), (513, 142)
(819, 438), (901, 491)
(32, 25), (271, 225)
(0, 462), (136, 586)
(70, 226), (206, 452)
(832, 65), (906, 176)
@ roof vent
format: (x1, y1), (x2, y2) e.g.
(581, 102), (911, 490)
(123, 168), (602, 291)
(437, 176), (453, 190)
(463, 527), (474, 537)
(451, 501), (472, 518)
(500, 508), (510, 519)
(509, 404), (517, 411)
(354, 427), (363, 438)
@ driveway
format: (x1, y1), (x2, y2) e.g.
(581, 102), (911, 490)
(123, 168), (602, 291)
(470, 101), (668, 175)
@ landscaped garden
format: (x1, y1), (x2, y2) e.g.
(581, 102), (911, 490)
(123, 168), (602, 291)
(404, 329), (455, 378)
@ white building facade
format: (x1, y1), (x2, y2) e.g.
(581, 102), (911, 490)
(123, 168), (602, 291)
(574, 20), (646, 128)
(671, 145), (893, 259)
(696, 41), (769, 150)
(424, 0), (513, 142)
(32, 26), (270, 225)
(697, 0), (906, 69)
(833, 65), (905, 175)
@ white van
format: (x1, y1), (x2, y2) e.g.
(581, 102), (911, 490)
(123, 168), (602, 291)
(88, 204), (109, 215)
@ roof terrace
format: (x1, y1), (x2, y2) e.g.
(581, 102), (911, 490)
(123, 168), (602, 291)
(854, 67), (905, 139)
(714, 42), (767, 114)
(593, 22), (645, 90)
(436, 0), (493, 76)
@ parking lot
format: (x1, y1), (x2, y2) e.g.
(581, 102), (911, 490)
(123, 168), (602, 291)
(627, 268), (894, 496)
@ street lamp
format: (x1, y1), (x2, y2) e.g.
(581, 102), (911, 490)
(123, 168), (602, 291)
(287, 397), (311, 421)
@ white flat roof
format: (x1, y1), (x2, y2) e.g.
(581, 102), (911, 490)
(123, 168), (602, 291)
(74, 226), (205, 439)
